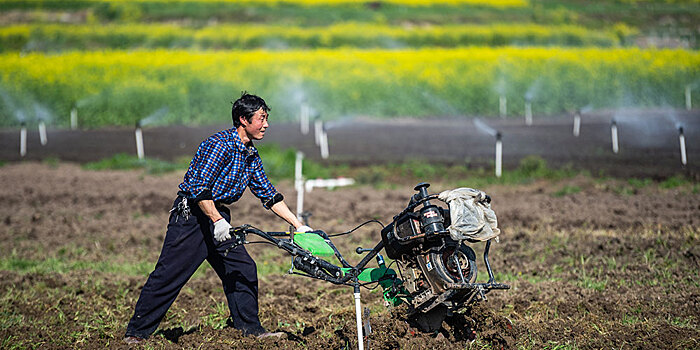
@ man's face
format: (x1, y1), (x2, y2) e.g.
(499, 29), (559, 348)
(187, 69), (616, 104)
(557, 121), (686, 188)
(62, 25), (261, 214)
(241, 108), (269, 141)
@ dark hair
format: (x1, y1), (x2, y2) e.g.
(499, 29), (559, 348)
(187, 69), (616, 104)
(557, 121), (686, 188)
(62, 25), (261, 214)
(231, 92), (270, 127)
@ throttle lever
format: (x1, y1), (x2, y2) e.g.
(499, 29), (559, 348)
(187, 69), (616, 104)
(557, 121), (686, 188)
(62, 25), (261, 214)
(356, 247), (373, 255)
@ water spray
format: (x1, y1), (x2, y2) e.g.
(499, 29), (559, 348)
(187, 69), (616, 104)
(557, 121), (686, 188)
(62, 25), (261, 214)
(495, 132), (503, 178)
(686, 84), (693, 111)
(678, 124), (687, 167)
(300, 102), (310, 135)
(20, 121), (27, 157)
(139, 107), (169, 127)
(38, 118), (47, 146)
(524, 98), (532, 126)
(135, 121), (145, 160)
(611, 119), (619, 154)
(524, 79), (541, 125)
(573, 110), (581, 137)
(71, 106), (78, 130)
(499, 95), (507, 118)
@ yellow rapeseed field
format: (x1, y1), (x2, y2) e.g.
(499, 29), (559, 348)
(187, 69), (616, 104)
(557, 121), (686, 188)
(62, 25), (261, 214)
(0, 47), (697, 126)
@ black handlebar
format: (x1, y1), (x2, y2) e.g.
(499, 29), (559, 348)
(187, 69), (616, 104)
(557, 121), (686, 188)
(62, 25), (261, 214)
(230, 225), (384, 285)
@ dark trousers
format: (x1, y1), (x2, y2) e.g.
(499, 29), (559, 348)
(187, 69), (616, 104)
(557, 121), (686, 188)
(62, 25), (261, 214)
(125, 197), (265, 339)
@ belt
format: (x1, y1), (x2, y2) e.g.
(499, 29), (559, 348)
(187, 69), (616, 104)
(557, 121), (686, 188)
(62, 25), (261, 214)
(177, 190), (227, 208)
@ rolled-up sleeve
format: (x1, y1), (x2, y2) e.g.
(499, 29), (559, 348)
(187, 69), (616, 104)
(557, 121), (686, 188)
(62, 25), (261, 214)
(181, 139), (228, 202)
(248, 158), (280, 209)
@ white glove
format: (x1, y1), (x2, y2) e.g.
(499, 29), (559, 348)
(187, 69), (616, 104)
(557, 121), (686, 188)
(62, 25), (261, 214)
(213, 218), (232, 242)
(296, 225), (313, 233)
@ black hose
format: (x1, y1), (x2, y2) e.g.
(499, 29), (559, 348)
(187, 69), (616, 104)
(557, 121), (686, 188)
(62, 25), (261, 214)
(328, 219), (385, 237)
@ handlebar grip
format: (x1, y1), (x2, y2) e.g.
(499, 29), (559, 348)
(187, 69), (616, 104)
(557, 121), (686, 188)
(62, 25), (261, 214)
(268, 231), (290, 237)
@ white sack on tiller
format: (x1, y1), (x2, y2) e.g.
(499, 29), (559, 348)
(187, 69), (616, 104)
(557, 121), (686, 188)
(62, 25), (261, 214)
(438, 188), (500, 242)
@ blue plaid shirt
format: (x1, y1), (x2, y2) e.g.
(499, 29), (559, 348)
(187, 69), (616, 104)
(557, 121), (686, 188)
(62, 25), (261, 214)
(178, 128), (279, 209)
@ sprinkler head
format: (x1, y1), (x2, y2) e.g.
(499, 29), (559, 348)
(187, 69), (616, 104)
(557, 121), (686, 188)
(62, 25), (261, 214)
(496, 131), (502, 141)
(611, 119), (617, 127)
(135, 120), (142, 129)
(678, 125), (684, 135)
(20, 121), (26, 127)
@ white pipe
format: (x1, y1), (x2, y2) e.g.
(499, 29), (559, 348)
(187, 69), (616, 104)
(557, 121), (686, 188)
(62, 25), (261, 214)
(573, 112), (581, 137)
(314, 119), (322, 145)
(135, 127), (145, 160)
(20, 124), (27, 157)
(295, 151), (304, 219)
(679, 127), (687, 166)
(320, 126), (329, 159)
(525, 101), (532, 126)
(354, 291), (364, 350)
(300, 103), (309, 134)
(71, 107), (78, 130)
(686, 85), (692, 111)
(495, 132), (502, 178)
(38, 120), (47, 146)
(296, 186), (305, 221)
(611, 121), (619, 154)
(305, 178), (355, 192)
(499, 95), (507, 118)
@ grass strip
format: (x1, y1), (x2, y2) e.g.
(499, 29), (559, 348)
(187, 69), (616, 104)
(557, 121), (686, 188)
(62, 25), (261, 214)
(0, 22), (629, 52)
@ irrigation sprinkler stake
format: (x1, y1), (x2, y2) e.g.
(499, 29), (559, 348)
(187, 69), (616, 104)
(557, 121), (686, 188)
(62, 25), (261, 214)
(314, 118), (322, 146)
(71, 107), (78, 130)
(320, 123), (329, 159)
(573, 111), (581, 137)
(611, 120), (619, 154)
(135, 121), (145, 160)
(525, 100), (532, 126)
(499, 95), (507, 118)
(295, 151), (305, 219)
(20, 122), (27, 157)
(38, 119), (47, 146)
(495, 132), (502, 178)
(300, 102), (309, 135)
(679, 126), (687, 167)
(353, 284), (364, 350)
(686, 85), (692, 111)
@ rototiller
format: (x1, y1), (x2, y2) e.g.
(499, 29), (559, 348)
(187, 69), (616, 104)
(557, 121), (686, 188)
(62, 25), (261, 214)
(228, 182), (509, 349)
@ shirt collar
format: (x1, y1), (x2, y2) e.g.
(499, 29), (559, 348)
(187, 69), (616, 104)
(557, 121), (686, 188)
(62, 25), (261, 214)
(229, 128), (259, 158)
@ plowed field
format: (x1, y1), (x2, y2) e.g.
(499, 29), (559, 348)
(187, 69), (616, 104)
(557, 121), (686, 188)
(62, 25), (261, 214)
(1, 162), (698, 349)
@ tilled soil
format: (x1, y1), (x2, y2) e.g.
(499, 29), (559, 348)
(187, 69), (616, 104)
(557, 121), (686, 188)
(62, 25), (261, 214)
(1, 163), (699, 349)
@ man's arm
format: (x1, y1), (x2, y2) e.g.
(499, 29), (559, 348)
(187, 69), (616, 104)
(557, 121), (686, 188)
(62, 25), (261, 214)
(270, 200), (305, 229)
(198, 200), (233, 242)
(197, 200), (223, 223)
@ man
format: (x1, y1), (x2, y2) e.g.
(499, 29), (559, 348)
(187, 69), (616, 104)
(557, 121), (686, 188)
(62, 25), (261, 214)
(124, 93), (311, 344)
